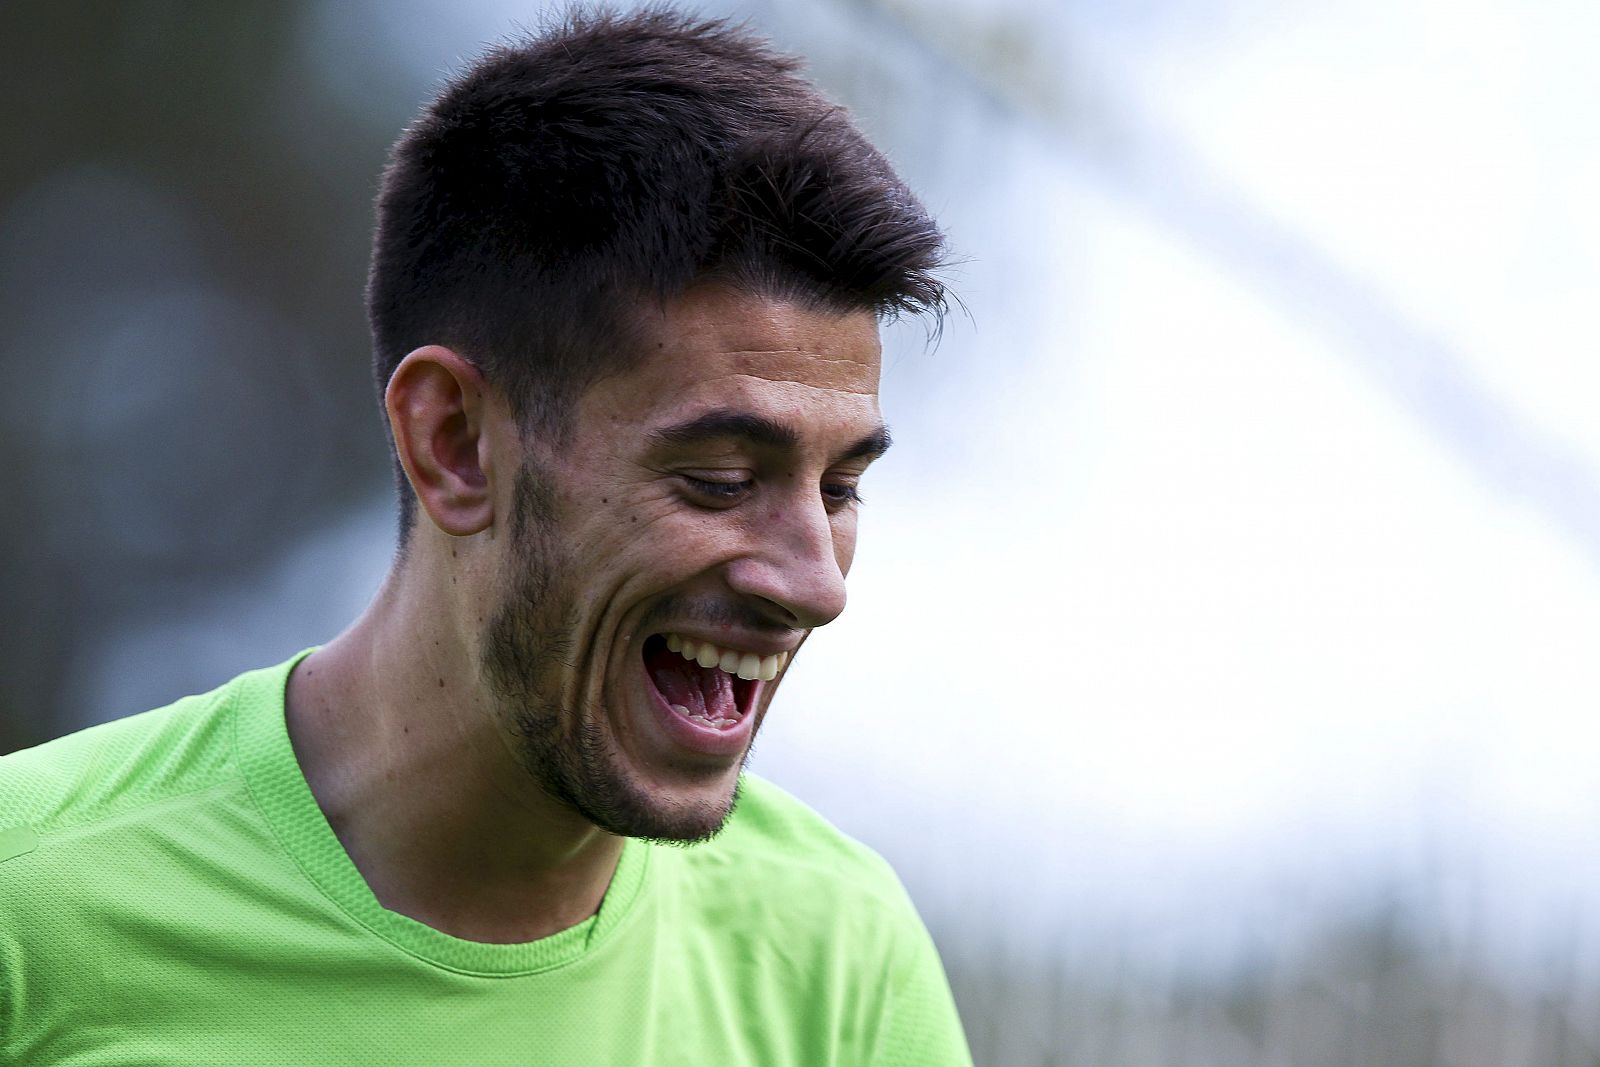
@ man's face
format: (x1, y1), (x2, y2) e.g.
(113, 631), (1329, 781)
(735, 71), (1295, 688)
(480, 286), (886, 842)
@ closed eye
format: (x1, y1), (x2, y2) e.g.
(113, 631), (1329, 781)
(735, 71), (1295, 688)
(682, 475), (752, 502)
(822, 482), (863, 509)
(680, 474), (863, 510)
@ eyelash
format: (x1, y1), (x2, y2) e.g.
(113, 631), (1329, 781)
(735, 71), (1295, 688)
(822, 483), (863, 506)
(681, 477), (863, 508)
(683, 476), (751, 500)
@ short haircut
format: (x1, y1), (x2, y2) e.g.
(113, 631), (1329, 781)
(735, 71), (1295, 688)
(367, 6), (948, 536)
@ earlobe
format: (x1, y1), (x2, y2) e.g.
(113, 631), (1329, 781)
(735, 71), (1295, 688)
(386, 346), (497, 537)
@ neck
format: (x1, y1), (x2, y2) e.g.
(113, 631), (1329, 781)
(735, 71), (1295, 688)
(284, 558), (623, 944)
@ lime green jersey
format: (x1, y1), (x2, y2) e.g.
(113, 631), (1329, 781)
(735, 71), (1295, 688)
(0, 655), (971, 1066)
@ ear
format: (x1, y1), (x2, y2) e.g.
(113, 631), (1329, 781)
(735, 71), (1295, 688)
(385, 346), (500, 537)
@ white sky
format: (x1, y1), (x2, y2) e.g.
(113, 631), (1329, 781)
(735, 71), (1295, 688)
(756, 0), (1600, 963)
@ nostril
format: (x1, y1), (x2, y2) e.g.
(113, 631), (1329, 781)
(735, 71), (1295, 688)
(724, 552), (847, 631)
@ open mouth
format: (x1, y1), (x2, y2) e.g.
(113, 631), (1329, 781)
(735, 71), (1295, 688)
(642, 633), (788, 731)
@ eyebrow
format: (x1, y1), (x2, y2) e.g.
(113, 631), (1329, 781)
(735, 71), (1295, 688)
(650, 409), (892, 463)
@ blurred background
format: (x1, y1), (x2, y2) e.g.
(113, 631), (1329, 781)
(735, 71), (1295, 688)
(4, 1), (1599, 1063)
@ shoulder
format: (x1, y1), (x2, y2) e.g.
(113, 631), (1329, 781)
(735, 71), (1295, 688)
(0, 664), (271, 845)
(0, 662), (300, 1060)
(724, 775), (904, 880)
(665, 777), (973, 1064)
(684, 773), (922, 926)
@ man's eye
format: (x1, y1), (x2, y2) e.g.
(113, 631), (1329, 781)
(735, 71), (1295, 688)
(683, 475), (752, 501)
(822, 482), (863, 509)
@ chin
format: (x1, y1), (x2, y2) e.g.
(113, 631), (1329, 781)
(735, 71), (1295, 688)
(579, 761), (747, 846)
(515, 709), (748, 844)
(628, 776), (746, 847)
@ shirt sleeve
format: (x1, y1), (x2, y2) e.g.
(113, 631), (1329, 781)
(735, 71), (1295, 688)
(869, 911), (974, 1067)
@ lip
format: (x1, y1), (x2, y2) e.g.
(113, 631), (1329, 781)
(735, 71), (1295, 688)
(640, 654), (761, 759)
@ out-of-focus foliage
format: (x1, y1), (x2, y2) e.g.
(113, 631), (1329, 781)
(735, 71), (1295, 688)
(0, 2), (397, 751)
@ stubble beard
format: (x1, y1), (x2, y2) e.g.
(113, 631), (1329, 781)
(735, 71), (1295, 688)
(480, 464), (744, 845)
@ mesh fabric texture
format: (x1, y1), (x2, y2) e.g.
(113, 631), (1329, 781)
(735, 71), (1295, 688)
(0, 655), (971, 1065)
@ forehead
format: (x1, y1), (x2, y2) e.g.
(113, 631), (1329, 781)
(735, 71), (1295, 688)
(580, 287), (883, 433)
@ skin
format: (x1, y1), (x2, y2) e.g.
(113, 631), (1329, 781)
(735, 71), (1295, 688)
(285, 285), (886, 944)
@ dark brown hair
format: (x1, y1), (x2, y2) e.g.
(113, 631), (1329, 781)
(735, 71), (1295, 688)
(367, 6), (947, 534)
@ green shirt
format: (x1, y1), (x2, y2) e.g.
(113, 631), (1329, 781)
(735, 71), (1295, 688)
(0, 655), (971, 1065)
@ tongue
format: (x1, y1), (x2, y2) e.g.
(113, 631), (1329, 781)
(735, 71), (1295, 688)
(650, 659), (737, 720)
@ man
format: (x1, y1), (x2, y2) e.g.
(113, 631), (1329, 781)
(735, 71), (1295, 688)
(0, 9), (970, 1065)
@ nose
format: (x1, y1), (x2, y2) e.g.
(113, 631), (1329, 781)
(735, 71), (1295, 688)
(724, 492), (849, 630)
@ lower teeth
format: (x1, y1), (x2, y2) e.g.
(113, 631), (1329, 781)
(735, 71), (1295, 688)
(670, 703), (737, 729)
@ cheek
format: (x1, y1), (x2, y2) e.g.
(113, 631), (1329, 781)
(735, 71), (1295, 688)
(581, 494), (726, 592)
(568, 484), (676, 549)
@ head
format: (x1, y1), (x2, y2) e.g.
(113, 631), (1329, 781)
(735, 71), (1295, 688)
(368, 8), (946, 842)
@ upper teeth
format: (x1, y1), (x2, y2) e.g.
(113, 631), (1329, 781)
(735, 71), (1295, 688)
(664, 633), (787, 681)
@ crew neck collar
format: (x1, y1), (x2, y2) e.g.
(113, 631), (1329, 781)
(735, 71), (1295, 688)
(232, 650), (649, 977)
